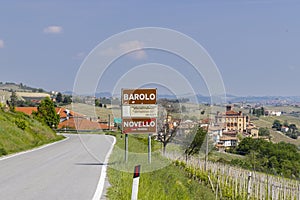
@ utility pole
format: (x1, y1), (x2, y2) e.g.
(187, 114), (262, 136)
(204, 120), (209, 171)
(108, 114), (110, 131)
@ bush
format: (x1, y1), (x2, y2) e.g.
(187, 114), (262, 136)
(0, 148), (7, 156)
(15, 118), (27, 130)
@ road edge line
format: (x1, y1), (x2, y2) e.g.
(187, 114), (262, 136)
(0, 135), (69, 161)
(92, 135), (116, 200)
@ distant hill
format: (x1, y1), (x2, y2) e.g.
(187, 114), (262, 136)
(0, 82), (50, 103)
(0, 82), (46, 93)
(80, 90), (300, 105)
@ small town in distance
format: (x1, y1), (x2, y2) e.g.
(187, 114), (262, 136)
(2, 2), (300, 199)
(0, 82), (299, 200)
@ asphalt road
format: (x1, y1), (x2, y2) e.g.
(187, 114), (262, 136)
(0, 134), (115, 200)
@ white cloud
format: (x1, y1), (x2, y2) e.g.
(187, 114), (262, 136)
(99, 40), (147, 60)
(0, 40), (4, 48)
(43, 26), (63, 34)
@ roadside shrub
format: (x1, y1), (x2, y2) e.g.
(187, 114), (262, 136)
(0, 148), (7, 156)
(15, 118), (27, 130)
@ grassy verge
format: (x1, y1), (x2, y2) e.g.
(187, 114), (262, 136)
(106, 132), (215, 200)
(0, 109), (64, 156)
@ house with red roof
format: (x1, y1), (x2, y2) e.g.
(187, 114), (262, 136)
(15, 107), (112, 131)
(215, 105), (249, 133)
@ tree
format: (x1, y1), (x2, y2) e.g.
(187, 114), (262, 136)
(258, 127), (270, 136)
(288, 124), (297, 133)
(185, 126), (207, 156)
(95, 98), (100, 107)
(63, 95), (72, 104)
(232, 137), (300, 178)
(157, 113), (180, 155)
(33, 97), (60, 129)
(9, 91), (18, 111)
(56, 92), (63, 103)
(260, 107), (265, 116)
(272, 119), (282, 130)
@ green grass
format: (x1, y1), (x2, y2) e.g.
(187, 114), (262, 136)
(106, 132), (215, 200)
(0, 109), (64, 156)
(208, 151), (245, 163)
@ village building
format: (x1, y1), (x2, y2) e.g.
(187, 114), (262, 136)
(215, 105), (249, 133)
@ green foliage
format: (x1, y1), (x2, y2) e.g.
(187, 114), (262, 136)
(107, 134), (215, 200)
(185, 126), (207, 155)
(258, 127), (270, 136)
(9, 91), (18, 111)
(15, 118), (27, 130)
(62, 95), (72, 104)
(232, 137), (300, 178)
(55, 92), (63, 103)
(95, 98), (100, 106)
(272, 119), (299, 139)
(0, 148), (7, 156)
(33, 97), (60, 129)
(0, 109), (64, 156)
(272, 119), (282, 130)
(251, 107), (265, 117)
(95, 97), (109, 108)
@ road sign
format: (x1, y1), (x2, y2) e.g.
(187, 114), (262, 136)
(122, 118), (157, 134)
(121, 88), (157, 135)
(122, 105), (158, 118)
(122, 88), (157, 104)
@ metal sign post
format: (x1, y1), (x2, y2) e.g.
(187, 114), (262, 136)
(125, 134), (128, 163)
(148, 134), (151, 164)
(121, 88), (157, 164)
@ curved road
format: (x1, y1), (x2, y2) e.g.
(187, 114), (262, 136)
(0, 134), (115, 200)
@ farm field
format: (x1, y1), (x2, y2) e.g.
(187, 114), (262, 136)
(251, 116), (300, 146)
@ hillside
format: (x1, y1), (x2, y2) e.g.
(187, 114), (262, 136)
(0, 109), (64, 156)
(0, 82), (50, 105)
(0, 82), (45, 92)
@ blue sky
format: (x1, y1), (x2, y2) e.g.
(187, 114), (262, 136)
(0, 1), (300, 96)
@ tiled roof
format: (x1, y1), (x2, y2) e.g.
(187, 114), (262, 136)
(225, 110), (239, 115)
(15, 107), (37, 115)
(16, 107), (78, 118)
(55, 107), (83, 118)
(220, 136), (238, 141)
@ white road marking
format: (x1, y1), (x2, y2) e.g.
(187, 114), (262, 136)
(92, 135), (116, 200)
